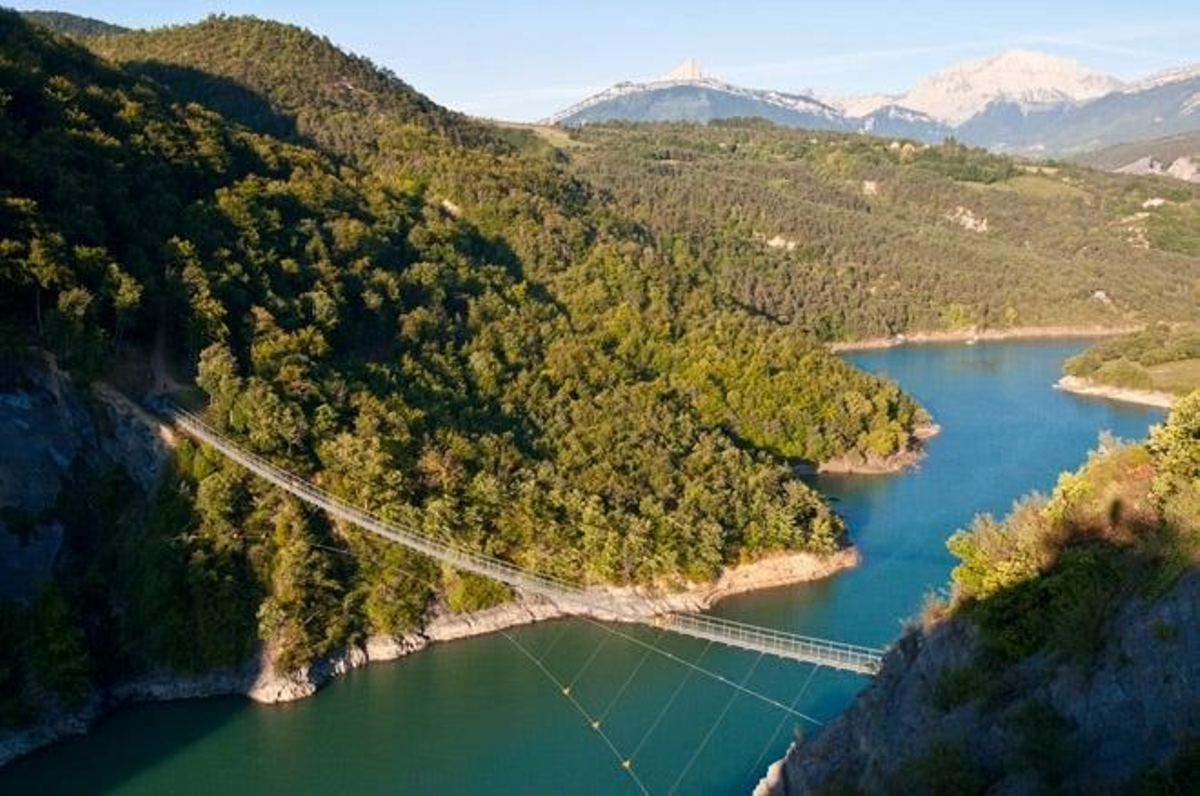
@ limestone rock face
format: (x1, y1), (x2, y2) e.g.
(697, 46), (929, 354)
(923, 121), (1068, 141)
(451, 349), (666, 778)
(759, 570), (1200, 794)
(0, 355), (93, 515)
(0, 357), (172, 600)
(91, 383), (172, 492)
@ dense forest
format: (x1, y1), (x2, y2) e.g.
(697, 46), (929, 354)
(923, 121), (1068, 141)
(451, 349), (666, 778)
(566, 121), (1200, 339)
(1064, 323), (1200, 395)
(0, 11), (927, 714)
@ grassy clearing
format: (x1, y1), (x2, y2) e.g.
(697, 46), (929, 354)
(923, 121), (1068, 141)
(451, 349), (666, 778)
(1147, 358), (1200, 394)
(987, 174), (1093, 203)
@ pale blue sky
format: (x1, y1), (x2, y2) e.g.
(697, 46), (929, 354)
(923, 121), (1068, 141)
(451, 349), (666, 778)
(10, 1), (1200, 120)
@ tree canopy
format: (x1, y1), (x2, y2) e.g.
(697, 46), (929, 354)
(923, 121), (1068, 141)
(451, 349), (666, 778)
(0, 12), (921, 694)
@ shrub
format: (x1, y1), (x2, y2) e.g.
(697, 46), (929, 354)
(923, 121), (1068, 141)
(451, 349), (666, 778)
(927, 662), (990, 712)
(890, 742), (988, 795)
(1092, 358), (1153, 390)
(443, 569), (512, 613)
(1151, 621), (1178, 642)
(1134, 738), (1200, 794)
(26, 585), (91, 706)
(1009, 701), (1071, 784)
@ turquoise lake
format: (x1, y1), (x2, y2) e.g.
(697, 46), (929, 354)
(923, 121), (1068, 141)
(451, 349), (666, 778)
(1, 340), (1166, 794)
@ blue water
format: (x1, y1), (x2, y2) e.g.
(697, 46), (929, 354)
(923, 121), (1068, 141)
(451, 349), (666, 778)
(0, 340), (1165, 794)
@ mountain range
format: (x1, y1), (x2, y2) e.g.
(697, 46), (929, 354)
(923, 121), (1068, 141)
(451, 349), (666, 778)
(23, 9), (1199, 159)
(550, 52), (1200, 157)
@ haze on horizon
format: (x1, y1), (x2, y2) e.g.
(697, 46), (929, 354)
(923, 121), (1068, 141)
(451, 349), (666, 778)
(8, 0), (1200, 121)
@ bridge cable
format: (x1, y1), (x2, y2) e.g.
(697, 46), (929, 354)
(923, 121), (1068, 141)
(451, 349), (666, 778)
(243, 517), (824, 730)
(597, 625), (668, 724)
(244, 492), (827, 775)
(233, 508), (823, 786)
(536, 619), (575, 665)
(584, 618), (822, 726)
(501, 629), (650, 795)
(628, 640), (714, 762)
(668, 651), (766, 795)
(744, 662), (823, 783)
(568, 632), (614, 691)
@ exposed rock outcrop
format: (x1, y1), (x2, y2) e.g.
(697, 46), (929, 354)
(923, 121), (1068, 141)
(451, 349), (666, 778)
(0, 355), (170, 601)
(758, 569), (1200, 794)
(1115, 154), (1200, 183)
(808, 423), (940, 475)
(90, 382), (173, 491)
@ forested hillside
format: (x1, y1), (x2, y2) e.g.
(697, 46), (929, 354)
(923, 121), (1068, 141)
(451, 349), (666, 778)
(566, 122), (1200, 340)
(0, 10), (925, 716)
(18, 10), (128, 38)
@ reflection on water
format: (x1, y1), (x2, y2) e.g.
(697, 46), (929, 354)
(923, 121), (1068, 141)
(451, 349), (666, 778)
(1, 340), (1165, 794)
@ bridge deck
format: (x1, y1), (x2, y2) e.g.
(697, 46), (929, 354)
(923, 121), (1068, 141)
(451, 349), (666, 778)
(166, 407), (883, 675)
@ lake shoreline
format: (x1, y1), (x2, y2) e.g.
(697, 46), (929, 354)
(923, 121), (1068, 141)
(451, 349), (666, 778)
(829, 324), (1139, 353)
(813, 422), (941, 475)
(0, 547), (859, 769)
(1054, 375), (1175, 408)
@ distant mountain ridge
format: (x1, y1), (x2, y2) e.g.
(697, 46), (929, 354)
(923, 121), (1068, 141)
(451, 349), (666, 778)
(895, 49), (1125, 125)
(19, 9), (1198, 156)
(550, 52), (1200, 156)
(19, 9), (128, 37)
(1075, 131), (1200, 183)
(545, 63), (842, 129)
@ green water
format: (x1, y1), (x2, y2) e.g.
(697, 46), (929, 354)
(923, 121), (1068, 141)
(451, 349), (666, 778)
(2, 341), (1166, 794)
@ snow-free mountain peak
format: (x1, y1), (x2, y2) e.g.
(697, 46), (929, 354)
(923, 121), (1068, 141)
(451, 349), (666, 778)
(898, 49), (1125, 125)
(543, 61), (841, 127)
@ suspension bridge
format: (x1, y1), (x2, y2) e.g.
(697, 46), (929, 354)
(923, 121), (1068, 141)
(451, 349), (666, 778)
(164, 406), (884, 676)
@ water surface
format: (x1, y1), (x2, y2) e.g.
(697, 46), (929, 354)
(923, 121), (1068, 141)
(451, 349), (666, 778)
(2, 340), (1165, 794)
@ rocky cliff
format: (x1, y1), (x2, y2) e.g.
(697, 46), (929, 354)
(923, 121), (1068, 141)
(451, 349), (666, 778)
(0, 354), (171, 601)
(760, 569), (1198, 793)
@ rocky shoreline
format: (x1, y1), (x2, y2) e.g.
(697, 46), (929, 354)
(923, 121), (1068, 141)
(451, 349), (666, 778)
(812, 422), (941, 475)
(829, 324), (1139, 353)
(0, 547), (859, 768)
(1055, 375), (1175, 408)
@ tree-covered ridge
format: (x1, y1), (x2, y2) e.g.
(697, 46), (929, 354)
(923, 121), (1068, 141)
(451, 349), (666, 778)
(1064, 324), (1200, 395)
(565, 122), (1200, 340)
(89, 14), (497, 150)
(72, 14), (927, 462)
(0, 11), (920, 685)
(19, 10), (129, 39)
(913, 392), (1198, 791)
